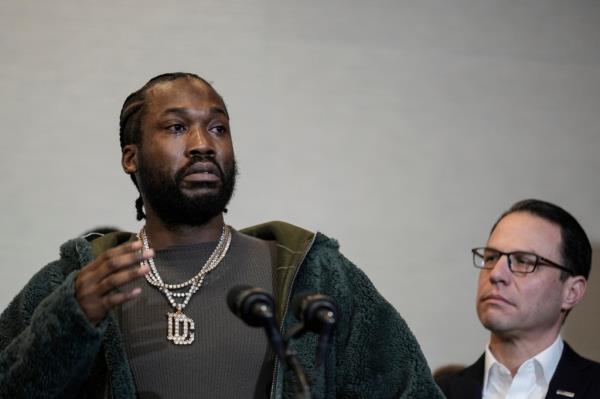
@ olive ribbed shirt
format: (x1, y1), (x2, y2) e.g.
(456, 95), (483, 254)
(120, 229), (275, 398)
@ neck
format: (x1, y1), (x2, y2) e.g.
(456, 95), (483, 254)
(143, 211), (225, 250)
(488, 330), (560, 375)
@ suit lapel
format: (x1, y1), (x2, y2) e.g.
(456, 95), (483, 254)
(546, 343), (589, 399)
(459, 355), (485, 399)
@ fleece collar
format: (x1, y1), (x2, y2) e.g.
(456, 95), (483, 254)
(240, 221), (316, 322)
(89, 221), (316, 322)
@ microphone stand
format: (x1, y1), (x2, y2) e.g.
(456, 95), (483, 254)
(254, 314), (313, 398)
(228, 286), (336, 398)
(278, 296), (337, 399)
(284, 348), (311, 399)
(280, 324), (317, 398)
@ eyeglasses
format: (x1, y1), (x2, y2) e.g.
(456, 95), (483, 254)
(471, 247), (573, 275)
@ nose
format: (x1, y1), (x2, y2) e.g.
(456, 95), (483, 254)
(487, 254), (512, 285)
(186, 127), (215, 158)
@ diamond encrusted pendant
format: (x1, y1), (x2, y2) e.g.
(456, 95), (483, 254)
(167, 310), (195, 345)
(138, 225), (232, 346)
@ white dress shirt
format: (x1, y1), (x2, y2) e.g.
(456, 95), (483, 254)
(483, 336), (563, 399)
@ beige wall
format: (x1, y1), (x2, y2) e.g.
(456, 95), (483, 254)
(1, 0), (599, 370)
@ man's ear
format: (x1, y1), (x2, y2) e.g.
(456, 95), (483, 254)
(562, 275), (587, 311)
(122, 144), (138, 174)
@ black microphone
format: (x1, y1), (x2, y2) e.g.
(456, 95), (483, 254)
(292, 293), (338, 366)
(227, 285), (286, 362)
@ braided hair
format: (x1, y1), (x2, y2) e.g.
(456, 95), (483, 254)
(118, 72), (227, 220)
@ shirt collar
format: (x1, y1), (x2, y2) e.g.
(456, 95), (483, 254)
(533, 335), (563, 384)
(483, 336), (563, 392)
(484, 344), (505, 394)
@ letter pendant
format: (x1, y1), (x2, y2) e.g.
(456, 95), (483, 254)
(167, 310), (195, 345)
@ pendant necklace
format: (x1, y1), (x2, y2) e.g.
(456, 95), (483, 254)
(137, 224), (232, 345)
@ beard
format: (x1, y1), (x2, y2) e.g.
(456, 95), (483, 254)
(137, 152), (237, 227)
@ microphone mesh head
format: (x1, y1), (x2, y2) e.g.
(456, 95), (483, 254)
(227, 285), (274, 327)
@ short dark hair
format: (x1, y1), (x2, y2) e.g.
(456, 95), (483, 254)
(491, 199), (592, 280)
(118, 72), (228, 220)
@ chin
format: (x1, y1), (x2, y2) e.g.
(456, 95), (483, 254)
(181, 184), (219, 194)
(185, 191), (219, 201)
(479, 308), (502, 326)
(480, 314), (515, 335)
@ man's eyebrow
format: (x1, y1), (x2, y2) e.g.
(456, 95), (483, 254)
(161, 106), (229, 118)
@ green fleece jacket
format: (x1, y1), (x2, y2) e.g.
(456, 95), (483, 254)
(0, 221), (443, 398)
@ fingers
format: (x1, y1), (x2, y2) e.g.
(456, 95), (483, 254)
(75, 239), (154, 325)
(95, 240), (154, 281)
(102, 287), (143, 309)
(97, 262), (150, 297)
(78, 251), (152, 298)
(78, 241), (152, 287)
(85, 240), (144, 272)
(81, 284), (144, 326)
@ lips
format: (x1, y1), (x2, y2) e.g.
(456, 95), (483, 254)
(480, 293), (515, 307)
(182, 161), (221, 183)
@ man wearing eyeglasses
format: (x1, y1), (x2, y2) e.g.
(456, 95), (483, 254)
(437, 199), (600, 399)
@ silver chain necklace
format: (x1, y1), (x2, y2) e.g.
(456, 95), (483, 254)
(137, 224), (232, 345)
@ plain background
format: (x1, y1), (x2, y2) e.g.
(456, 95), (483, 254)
(1, 0), (599, 371)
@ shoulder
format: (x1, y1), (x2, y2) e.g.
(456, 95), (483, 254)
(297, 231), (409, 342)
(300, 231), (375, 296)
(239, 221), (314, 248)
(296, 230), (358, 281)
(2, 232), (130, 318)
(561, 342), (600, 368)
(435, 355), (484, 399)
(48, 231), (132, 279)
(27, 237), (93, 296)
(0, 236), (91, 343)
(555, 341), (600, 379)
(547, 342), (600, 398)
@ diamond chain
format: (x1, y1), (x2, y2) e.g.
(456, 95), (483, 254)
(137, 225), (232, 312)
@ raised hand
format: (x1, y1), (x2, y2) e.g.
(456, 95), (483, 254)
(75, 240), (152, 325)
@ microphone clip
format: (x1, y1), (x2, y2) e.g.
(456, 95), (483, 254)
(288, 293), (338, 367)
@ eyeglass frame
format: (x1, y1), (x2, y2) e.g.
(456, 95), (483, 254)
(471, 246), (574, 275)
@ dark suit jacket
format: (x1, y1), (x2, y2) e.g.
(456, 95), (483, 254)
(437, 342), (600, 399)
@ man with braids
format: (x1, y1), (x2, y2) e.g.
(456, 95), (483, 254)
(0, 73), (443, 398)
